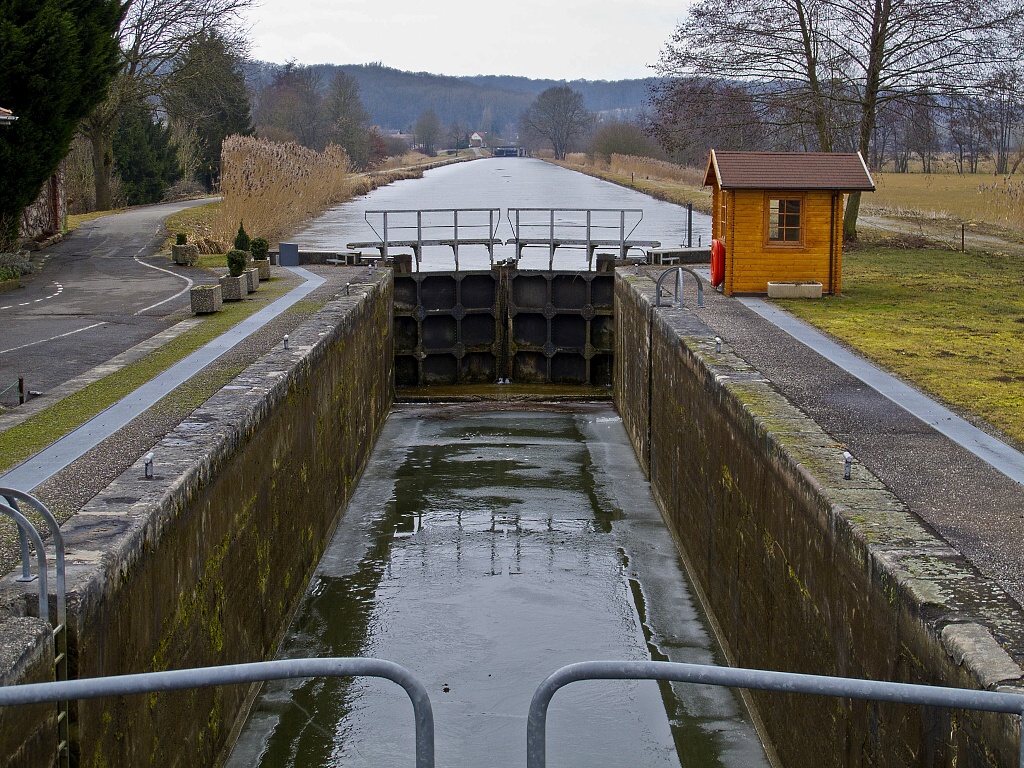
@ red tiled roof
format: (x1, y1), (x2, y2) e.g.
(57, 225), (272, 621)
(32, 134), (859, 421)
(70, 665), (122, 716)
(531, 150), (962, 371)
(704, 150), (875, 191)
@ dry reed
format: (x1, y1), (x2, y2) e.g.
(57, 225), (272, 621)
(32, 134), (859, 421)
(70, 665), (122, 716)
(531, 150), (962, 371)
(215, 136), (354, 248)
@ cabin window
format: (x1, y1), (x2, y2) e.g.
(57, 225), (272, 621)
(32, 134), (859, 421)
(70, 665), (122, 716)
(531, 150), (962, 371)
(767, 197), (803, 244)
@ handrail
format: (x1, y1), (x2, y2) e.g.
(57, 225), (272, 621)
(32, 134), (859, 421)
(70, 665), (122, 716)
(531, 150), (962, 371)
(0, 499), (49, 622)
(506, 208), (650, 268)
(655, 267), (704, 308)
(362, 208), (502, 270)
(0, 657), (435, 768)
(1, 489), (66, 632)
(527, 660), (1024, 768)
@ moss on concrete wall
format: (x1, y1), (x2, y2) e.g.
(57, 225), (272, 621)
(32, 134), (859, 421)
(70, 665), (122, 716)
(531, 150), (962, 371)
(614, 270), (1024, 767)
(2, 275), (393, 767)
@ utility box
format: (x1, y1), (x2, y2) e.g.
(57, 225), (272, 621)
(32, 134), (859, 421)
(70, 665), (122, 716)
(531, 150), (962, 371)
(278, 242), (299, 267)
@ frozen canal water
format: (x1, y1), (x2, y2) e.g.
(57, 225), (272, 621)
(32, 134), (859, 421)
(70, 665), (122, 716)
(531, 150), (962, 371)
(227, 405), (769, 767)
(292, 156), (712, 271)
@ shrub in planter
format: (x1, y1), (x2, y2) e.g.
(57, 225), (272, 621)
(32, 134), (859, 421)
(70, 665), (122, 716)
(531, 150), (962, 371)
(250, 237), (269, 261)
(226, 249), (248, 277)
(233, 221), (250, 253)
(176, 233), (187, 246)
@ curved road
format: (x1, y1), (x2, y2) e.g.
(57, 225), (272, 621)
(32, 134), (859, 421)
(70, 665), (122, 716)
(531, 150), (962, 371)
(0, 199), (215, 401)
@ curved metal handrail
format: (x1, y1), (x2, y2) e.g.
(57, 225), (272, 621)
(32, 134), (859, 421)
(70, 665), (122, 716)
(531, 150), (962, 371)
(0, 657), (436, 768)
(1, 488), (66, 631)
(655, 266), (704, 308)
(0, 499), (49, 622)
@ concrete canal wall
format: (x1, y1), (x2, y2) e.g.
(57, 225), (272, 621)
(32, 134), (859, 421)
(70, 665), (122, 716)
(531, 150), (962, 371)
(614, 270), (1024, 767)
(0, 274), (392, 767)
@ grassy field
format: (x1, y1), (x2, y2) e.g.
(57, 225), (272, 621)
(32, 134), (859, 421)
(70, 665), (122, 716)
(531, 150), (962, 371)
(777, 237), (1024, 444)
(864, 173), (1024, 233)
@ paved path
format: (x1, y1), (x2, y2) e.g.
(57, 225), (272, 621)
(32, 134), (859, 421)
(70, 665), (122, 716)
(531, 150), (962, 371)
(0, 199), (216, 403)
(687, 281), (1024, 606)
(0, 267), (325, 492)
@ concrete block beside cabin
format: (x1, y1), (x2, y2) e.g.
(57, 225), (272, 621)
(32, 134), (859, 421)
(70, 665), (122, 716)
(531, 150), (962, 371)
(767, 281), (823, 299)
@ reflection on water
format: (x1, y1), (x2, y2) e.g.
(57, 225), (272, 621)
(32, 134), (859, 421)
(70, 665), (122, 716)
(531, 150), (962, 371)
(293, 158), (713, 271)
(226, 406), (769, 768)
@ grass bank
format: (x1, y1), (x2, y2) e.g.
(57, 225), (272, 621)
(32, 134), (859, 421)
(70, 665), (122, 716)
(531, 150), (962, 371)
(553, 154), (712, 213)
(777, 237), (1024, 445)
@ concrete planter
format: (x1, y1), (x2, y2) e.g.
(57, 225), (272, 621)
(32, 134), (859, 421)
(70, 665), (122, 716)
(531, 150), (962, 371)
(255, 259), (271, 280)
(172, 244), (199, 266)
(190, 284), (222, 314)
(219, 274), (246, 302)
(244, 268), (259, 293)
(767, 281), (823, 299)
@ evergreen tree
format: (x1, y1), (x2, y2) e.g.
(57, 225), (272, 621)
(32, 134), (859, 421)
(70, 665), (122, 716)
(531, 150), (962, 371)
(0, 0), (122, 248)
(113, 103), (180, 205)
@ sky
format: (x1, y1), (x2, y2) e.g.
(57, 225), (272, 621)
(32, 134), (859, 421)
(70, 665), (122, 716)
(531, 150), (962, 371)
(244, 0), (691, 82)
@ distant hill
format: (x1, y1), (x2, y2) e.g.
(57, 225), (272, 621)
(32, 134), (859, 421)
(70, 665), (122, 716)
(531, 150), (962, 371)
(245, 62), (660, 135)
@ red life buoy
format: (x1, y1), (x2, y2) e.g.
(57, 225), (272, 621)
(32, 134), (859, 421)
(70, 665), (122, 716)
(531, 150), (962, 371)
(710, 239), (725, 287)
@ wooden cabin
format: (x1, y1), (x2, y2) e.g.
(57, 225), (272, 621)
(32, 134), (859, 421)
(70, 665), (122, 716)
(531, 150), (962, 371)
(703, 150), (874, 295)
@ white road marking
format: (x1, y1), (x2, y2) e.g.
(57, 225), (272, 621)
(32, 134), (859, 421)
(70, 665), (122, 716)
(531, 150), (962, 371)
(0, 322), (108, 355)
(0, 282), (63, 311)
(133, 256), (193, 315)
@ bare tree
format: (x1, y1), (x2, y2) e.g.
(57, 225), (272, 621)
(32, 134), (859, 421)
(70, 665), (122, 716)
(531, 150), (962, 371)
(655, 0), (1024, 238)
(82, 0), (252, 209)
(252, 63), (325, 149)
(519, 87), (593, 160)
(414, 109), (441, 156)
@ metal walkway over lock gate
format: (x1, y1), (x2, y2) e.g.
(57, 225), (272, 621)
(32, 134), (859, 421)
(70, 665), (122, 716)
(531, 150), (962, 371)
(348, 208), (662, 271)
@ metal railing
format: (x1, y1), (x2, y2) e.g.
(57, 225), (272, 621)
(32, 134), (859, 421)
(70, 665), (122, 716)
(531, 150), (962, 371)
(0, 376), (26, 405)
(506, 208), (657, 269)
(655, 267), (704, 308)
(0, 658), (435, 768)
(527, 660), (1024, 768)
(354, 208), (502, 270)
(0, 488), (70, 767)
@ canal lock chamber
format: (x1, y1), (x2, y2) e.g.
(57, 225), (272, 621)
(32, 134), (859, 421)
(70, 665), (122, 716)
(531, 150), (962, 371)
(7, 261), (1021, 768)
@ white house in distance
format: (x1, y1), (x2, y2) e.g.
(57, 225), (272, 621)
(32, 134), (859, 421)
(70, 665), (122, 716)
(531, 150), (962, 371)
(0, 106), (17, 126)
(470, 132), (486, 148)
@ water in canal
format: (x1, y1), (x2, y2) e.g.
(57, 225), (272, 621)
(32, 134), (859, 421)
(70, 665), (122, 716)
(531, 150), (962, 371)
(293, 156), (713, 271)
(227, 405), (769, 768)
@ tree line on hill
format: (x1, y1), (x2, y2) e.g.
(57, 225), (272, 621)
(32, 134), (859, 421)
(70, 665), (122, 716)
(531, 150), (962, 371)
(2, 0), (1022, 250)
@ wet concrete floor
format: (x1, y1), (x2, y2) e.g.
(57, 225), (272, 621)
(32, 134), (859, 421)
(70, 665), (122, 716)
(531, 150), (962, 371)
(227, 404), (768, 767)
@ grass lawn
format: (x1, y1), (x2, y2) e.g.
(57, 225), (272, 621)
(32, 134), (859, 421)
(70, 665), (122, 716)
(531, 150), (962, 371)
(0, 275), (298, 474)
(776, 238), (1024, 444)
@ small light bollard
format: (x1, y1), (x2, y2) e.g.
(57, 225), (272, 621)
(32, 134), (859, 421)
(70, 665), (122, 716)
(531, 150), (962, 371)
(284, 334), (289, 350)
(715, 336), (722, 353)
(144, 452), (155, 480)
(843, 451), (853, 480)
